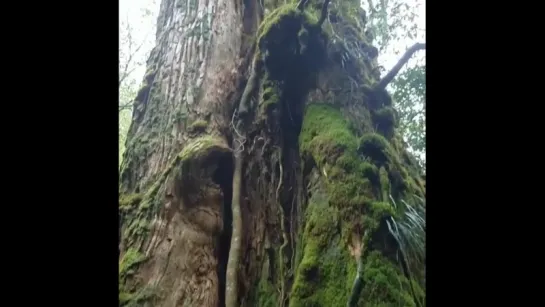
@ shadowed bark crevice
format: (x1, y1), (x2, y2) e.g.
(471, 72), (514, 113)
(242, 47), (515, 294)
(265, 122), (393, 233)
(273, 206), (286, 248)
(212, 156), (234, 307)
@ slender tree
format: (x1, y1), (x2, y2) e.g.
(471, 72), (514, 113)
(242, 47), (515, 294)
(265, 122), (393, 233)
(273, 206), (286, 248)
(119, 0), (425, 306)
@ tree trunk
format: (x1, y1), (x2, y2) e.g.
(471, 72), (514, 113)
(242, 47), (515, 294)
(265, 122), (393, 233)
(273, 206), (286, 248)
(119, 0), (426, 307)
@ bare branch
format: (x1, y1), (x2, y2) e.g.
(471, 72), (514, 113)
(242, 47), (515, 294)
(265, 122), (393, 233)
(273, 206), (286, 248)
(375, 42), (425, 90)
(317, 0), (331, 27)
(119, 18), (134, 86)
(119, 15), (152, 87)
(119, 103), (134, 112)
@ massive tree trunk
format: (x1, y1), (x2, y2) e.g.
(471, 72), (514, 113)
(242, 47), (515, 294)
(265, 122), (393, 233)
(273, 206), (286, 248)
(119, 0), (426, 307)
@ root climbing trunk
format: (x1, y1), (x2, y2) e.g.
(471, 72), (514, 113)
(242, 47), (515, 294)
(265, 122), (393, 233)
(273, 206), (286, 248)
(226, 148), (243, 307)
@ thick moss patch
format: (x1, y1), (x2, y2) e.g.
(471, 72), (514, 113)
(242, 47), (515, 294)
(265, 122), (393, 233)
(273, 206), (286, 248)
(360, 251), (424, 306)
(255, 276), (278, 307)
(119, 248), (154, 306)
(296, 101), (425, 305)
(300, 104), (376, 216)
(300, 104), (358, 164)
(290, 189), (356, 307)
(371, 106), (397, 139)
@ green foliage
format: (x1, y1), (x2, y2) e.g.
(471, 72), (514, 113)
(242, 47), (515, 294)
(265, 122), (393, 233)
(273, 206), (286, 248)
(391, 65), (425, 170)
(365, 0), (422, 53)
(385, 195), (426, 306)
(363, 0), (426, 172)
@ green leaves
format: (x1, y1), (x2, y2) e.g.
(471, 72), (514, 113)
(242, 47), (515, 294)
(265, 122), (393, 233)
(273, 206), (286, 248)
(386, 194), (425, 307)
(391, 65), (425, 170)
(363, 0), (425, 171)
(365, 0), (422, 52)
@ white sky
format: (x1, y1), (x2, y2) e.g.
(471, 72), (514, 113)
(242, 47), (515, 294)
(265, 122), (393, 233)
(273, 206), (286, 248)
(119, 0), (425, 89)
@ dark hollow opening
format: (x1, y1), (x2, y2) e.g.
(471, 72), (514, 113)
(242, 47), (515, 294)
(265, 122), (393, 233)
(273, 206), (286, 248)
(213, 156), (234, 307)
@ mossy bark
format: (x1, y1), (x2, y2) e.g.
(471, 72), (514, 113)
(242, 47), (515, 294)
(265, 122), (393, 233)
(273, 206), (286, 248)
(119, 0), (425, 306)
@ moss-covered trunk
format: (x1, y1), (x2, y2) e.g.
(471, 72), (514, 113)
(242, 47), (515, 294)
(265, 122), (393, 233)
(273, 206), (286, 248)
(119, 0), (425, 306)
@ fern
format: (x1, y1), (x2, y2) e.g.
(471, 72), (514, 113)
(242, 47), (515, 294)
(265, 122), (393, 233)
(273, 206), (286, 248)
(386, 194), (425, 307)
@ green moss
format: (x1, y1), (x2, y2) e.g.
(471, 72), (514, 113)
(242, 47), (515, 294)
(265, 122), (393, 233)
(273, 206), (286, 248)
(259, 75), (281, 114)
(255, 277), (278, 307)
(359, 201), (395, 235)
(300, 104), (358, 164)
(119, 286), (156, 307)
(297, 102), (425, 305)
(300, 104), (379, 221)
(360, 251), (423, 307)
(119, 248), (146, 279)
(368, 201), (395, 220)
(257, 4), (300, 47)
(290, 190), (356, 307)
(357, 133), (424, 199)
(372, 107), (396, 138)
(358, 133), (395, 166)
(119, 193), (143, 212)
(187, 119), (208, 134)
(121, 136), (230, 247)
(177, 135), (228, 161)
(119, 217), (157, 306)
(378, 166), (390, 201)
(256, 1), (326, 81)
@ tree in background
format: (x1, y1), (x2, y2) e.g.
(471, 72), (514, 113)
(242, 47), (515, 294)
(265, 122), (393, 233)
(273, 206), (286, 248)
(363, 0), (426, 170)
(119, 4), (157, 165)
(118, 0), (425, 306)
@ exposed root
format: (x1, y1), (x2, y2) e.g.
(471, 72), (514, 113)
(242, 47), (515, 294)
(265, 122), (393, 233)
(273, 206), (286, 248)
(275, 148), (289, 307)
(225, 147), (243, 307)
(226, 69), (253, 306)
(238, 57), (264, 117)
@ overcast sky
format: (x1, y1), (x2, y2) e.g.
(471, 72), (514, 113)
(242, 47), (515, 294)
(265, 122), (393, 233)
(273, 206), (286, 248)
(119, 0), (425, 87)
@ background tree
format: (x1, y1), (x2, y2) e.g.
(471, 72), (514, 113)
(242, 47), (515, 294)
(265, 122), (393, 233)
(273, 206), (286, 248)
(361, 0), (426, 170)
(119, 0), (157, 165)
(119, 0), (426, 306)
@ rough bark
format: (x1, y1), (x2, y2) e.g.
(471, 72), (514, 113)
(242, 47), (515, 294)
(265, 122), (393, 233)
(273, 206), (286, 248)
(119, 0), (426, 307)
